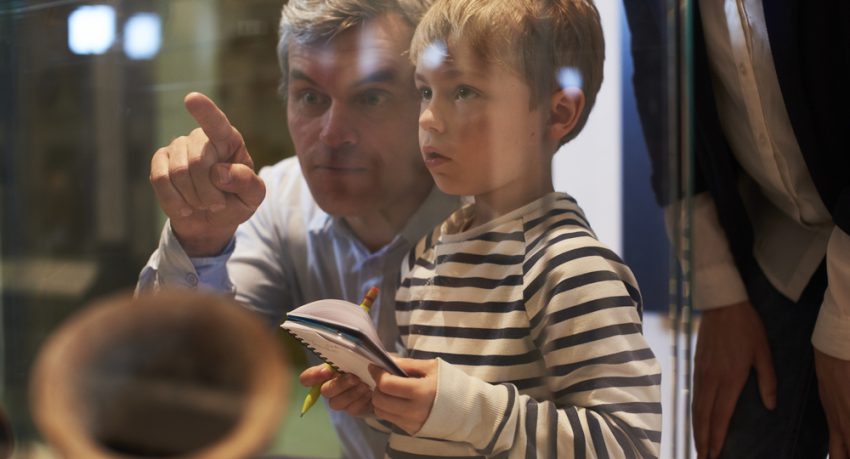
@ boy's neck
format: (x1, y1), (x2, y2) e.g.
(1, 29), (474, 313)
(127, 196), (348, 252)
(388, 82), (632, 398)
(471, 177), (555, 228)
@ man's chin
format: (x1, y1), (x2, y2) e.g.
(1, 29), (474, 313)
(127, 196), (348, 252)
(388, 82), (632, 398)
(311, 189), (378, 218)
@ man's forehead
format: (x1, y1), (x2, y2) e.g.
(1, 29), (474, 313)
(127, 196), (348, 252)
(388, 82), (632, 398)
(288, 32), (413, 87)
(290, 13), (411, 66)
(289, 46), (409, 89)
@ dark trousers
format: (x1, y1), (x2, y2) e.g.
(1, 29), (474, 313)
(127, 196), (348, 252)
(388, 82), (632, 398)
(717, 263), (829, 458)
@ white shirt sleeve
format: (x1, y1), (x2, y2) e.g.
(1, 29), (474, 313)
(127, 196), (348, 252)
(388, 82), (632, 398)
(811, 227), (850, 360)
(666, 192), (750, 310)
(136, 220), (235, 295)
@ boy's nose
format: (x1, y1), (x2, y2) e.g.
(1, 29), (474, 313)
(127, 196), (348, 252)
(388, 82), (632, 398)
(419, 105), (444, 133)
(319, 102), (357, 148)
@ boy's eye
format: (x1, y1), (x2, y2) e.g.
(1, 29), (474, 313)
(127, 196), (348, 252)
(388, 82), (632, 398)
(456, 86), (476, 100)
(419, 87), (433, 101)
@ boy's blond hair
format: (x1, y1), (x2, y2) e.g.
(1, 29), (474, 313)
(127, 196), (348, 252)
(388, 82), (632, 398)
(410, 0), (605, 144)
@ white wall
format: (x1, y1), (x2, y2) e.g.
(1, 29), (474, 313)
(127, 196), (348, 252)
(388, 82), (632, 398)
(552, 0), (622, 256)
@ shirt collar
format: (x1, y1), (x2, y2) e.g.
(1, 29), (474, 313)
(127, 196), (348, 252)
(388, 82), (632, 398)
(315, 185), (459, 253)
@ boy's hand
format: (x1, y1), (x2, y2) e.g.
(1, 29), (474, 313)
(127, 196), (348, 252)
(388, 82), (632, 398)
(369, 358), (438, 435)
(323, 373), (373, 417)
(300, 365), (373, 417)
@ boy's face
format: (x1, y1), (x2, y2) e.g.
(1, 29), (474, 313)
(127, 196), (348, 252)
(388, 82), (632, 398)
(286, 13), (431, 218)
(415, 40), (552, 208)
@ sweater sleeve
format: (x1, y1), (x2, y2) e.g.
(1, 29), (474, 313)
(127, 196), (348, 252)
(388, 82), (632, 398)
(416, 243), (663, 458)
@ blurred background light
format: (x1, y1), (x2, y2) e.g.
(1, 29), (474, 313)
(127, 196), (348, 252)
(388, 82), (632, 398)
(68, 5), (116, 55)
(124, 13), (162, 60)
(557, 66), (583, 91)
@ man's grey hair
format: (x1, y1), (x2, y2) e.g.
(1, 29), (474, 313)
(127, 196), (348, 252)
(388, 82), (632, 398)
(277, 0), (431, 97)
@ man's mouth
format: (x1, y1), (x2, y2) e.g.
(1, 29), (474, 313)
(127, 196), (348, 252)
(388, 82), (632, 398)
(313, 163), (367, 172)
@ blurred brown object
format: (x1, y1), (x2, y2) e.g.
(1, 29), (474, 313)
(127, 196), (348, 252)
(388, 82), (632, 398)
(29, 290), (291, 459)
(0, 405), (12, 459)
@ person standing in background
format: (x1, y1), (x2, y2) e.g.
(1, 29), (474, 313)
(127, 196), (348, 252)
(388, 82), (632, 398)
(625, 1), (850, 457)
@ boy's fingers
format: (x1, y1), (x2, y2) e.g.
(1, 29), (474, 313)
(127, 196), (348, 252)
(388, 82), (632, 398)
(371, 387), (411, 414)
(371, 360), (437, 399)
(344, 389), (373, 417)
(299, 364), (334, 386)
(393, 357), (433, 376)
(183, 92), (246, 162)
(368, 364), (409, 396)
(323, 374), (365, 398)
(327, 381), (371, 412)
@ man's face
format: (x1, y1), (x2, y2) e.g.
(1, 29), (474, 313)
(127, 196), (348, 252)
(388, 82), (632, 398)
(286, 13), (431, 218)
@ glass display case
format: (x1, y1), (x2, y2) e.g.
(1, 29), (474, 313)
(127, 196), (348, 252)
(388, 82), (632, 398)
(2, 0), (699, 457)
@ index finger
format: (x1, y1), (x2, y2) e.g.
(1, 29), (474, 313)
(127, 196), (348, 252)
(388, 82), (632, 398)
(183, 92), (243, 162)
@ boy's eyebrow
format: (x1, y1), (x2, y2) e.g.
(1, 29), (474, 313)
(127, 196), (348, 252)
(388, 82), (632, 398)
(415, 66), (463, 83)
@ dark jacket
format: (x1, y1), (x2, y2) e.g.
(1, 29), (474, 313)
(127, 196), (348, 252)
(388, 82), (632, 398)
(624, 0), (850, 285)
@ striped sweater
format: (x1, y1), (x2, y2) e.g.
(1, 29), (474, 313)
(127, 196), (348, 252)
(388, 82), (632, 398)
(386, 192), (662, 458)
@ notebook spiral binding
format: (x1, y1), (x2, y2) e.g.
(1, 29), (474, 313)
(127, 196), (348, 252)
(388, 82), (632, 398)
(287, 330), (343, 374)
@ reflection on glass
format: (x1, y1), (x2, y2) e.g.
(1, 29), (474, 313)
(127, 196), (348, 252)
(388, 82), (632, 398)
(68, 5), (116, 55)
(123, 13), (161, 60)
(2, 0), (692, 457)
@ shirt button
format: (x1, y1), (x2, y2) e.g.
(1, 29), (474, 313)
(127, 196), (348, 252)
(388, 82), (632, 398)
(185, 273), (199, 287)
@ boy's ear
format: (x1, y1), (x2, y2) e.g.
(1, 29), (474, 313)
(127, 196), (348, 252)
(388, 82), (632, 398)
(547, 88), (585, 143)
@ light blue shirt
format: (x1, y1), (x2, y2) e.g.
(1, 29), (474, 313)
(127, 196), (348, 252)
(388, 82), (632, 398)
(138, 156), (457, 459)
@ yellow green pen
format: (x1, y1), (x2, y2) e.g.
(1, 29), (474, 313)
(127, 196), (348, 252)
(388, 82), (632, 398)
(300, 286), (379, 417)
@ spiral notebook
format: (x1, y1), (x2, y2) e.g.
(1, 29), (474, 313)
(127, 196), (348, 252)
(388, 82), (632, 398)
(281, 299), (407, 388)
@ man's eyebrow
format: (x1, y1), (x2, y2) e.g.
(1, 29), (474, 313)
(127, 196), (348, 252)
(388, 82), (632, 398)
(354, 68), (398, 87)
(289, 69), (317, 86)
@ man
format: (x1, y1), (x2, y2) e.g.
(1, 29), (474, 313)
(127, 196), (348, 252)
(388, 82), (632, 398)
(625, 1), (850, 457)
(138, 1), (456, 457)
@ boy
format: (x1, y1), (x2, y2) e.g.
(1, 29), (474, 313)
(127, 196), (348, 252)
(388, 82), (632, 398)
(326, 0), (662, 456)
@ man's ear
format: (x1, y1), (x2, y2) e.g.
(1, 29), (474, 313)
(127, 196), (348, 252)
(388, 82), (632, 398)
(547, 88), (585, 143)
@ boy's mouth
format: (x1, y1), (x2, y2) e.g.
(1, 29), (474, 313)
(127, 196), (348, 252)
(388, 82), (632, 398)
(422, 147), (450, 168)
(421, 145), (446, 159)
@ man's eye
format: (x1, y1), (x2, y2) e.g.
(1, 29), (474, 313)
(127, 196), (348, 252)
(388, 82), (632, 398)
(418, 87), (432, 101)
(359, 90), (389, 107)
(299, 90), (325, 105)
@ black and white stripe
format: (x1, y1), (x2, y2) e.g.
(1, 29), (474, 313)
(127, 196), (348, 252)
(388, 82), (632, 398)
(386, 193), (661, 458)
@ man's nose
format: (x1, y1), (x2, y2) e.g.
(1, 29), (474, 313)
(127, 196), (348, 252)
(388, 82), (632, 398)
(319, 102), (357, 148)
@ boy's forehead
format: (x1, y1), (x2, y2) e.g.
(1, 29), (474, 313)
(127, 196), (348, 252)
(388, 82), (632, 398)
(416, 41), (492, 79)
